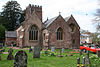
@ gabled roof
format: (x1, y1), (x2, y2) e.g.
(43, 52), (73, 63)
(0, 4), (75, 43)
(44, 15), (71, 28)
(5, 31), (17, 38)
(64, 16), (71, 22)
(44, 16), (58, 28)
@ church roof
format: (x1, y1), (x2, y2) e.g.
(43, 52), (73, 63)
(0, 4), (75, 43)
(5, 31), (17, 38)
(64, 16), (71, 22)
(44, 15), (71, 28)
(44, 16), (58, 28)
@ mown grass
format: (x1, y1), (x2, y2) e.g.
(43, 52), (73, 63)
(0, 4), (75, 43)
(0, 47), (100, 67)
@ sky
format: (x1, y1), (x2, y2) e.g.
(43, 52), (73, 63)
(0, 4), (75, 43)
(0, 0), (99, 32)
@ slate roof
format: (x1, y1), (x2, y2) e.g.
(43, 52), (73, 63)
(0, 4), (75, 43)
(44, 15), (71, 28)
(5, 31), (17, 38)
(44, 16), (58, 28)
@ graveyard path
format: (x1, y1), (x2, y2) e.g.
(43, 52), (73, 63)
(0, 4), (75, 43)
(8, 47), (29, 50)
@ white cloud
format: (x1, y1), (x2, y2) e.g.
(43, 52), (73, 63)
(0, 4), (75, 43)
(0, 0), (99, 32)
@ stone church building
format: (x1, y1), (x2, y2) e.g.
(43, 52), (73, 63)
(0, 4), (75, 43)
(5, 4), (80, 48)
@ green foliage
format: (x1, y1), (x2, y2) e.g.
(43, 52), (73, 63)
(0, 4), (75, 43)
(0, 0), (25, 31)
(0, 24), (5, 40)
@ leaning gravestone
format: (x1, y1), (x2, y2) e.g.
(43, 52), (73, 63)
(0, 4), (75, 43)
(14, 50), (27, 67)
(51, 47), (55, 52)
(7, 48), (13, 60)
(33, 46), (41, 58)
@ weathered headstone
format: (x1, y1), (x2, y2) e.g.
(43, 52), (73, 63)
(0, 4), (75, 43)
(85, 51), (90, 66)
(14, 50), (27, 67)
(7, 48), (13, 60)
(61, 48), (65, 53)
(51, 47), (55, 52)
(82, 57), (85, 67)
(33, 46), (41, 58)
(97, 50), (100, 57)
(77, 58), (80, 67)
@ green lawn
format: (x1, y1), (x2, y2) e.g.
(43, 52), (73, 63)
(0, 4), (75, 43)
(0, 47), (100, 67)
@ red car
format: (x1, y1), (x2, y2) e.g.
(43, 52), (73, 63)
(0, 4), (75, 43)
(80, 45), (100, 53)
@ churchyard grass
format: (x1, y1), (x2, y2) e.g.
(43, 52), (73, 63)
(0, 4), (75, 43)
(0, 47), (100, 67)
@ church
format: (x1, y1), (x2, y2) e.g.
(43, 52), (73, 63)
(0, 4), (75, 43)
(5, 4), (80, 48)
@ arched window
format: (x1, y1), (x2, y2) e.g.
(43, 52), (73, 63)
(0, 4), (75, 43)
(57, 27), (63, 40)
(29, 25), (38, 40)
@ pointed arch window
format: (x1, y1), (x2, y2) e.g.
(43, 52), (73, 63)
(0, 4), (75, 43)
(29, 25), (38, 40)
(57, 27), (63, 40)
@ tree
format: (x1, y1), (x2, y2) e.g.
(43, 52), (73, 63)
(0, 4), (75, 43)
(0, 24), (5, 41)
(0, 1), (24, 31)
(90, 32), (100, 44)
(93, 0), (100, 32)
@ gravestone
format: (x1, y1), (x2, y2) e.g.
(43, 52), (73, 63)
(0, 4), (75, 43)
(82, 57), (85, 67)
(0, 51), (1, 61)
(14, 50), (27, 67)
(33, 46), (41, 58)
(0, 43), (3, 49)
(29, 47), (32, 53)
(77, 58), (80, 67)
(7, 48), (13, 60)
(97, 50), (100, 57)
(51, 47), (55, 52)
(85, 51), (90, 66)
(58, 49), (63, 57)
(61, 48), (65, 53)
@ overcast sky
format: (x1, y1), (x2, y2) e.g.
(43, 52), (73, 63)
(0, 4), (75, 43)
(0, 0), (99, 32)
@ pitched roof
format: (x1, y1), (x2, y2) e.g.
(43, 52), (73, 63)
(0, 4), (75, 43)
(64, 16), (71, 22)
(5, 31), (17, 38)
(44, 16), (57, 28)
(44, 15), (71, 28)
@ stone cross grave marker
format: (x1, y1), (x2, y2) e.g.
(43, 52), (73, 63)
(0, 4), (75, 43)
(33, 46), (41, 58)
(7, 48), (14, 60)
(51, 47), (55, 52)
(14, 50), (27, 67)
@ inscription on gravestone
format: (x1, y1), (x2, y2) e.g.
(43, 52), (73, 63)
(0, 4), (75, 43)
(14, 50), (27, 67)
(33, 46), (41, 58)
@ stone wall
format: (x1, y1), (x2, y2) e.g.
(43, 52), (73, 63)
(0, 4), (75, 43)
(47, 15), (72, 48)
